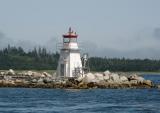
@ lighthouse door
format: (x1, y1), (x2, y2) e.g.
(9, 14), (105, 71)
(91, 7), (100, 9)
(60, 64), (64, 76)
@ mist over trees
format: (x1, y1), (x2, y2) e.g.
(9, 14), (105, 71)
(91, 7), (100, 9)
(0, 45), (160, 72)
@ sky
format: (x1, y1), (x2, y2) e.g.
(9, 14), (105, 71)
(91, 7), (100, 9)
(0, 0), (160, 59)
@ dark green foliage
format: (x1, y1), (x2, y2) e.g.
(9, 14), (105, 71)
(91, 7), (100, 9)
(0, 45), (59, 70)
(0, 45), (160, 72)
(89, 57), (160, 72)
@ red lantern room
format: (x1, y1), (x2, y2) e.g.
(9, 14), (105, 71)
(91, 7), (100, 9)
(63, 27), (78, 43)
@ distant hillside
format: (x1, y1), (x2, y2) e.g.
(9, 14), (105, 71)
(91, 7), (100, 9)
(0, 45), (160, 72)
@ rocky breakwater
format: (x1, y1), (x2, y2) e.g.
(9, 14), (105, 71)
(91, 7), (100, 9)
(66, 71), (154, 89)
(0, 69), (54, 88)
(0, 69), (156, 89)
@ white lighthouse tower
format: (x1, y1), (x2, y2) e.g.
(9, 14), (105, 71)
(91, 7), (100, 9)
(57, 28), (83, 77)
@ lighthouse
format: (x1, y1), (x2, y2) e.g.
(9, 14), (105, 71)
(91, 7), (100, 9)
(57, 28), (83, 77)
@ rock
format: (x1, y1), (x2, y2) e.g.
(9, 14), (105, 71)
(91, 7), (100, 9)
(87, 82), (96, 88)
(26, 71), (33, 76)
(37, 78), (44, 84)
(77, 76), (84, 82)
(43, 72), (52, 77)
(130, 80), (138, 84)
(120, 76), (128, 82)
(7, 69), (15, 75)
(143, 80), (152, 87)
(32, 72), (43, 78)
(0, 72), (5, 75)
(68, 78), (79, 85)
(26, 71), (43, 78)
(121, 81), (131, 88)
(110, 73), (120, 82)
(82, 73), (98, 83)
(31, 79), (37, 83)
(65, 81), (73, 87)
(157, 85), (160, 89)
(103, 74), (110, 81)
(3, 80), (15, 85)
(94, 73), (104, 81)
(129, 74), (138, 79)
(129, 74), (144, 83)
(43, 78), (52, 83)
(23, 81), (30, 84)
(78, 82), (88, 89)
(0, 80), (3, 83)
(4, 76), (12, 80)
(14, 79), (23, 84)
(64, 78), (79, 88)
(103, 70), (110, 76)
(103, 70), (110, 81)
(137, 77), (144, 83)
(97, 80), (108, 88)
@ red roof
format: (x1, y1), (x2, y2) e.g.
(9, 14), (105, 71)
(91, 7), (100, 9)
(63, 27), (78, 38)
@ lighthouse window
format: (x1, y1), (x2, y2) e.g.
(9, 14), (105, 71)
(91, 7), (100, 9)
(70, 38), (77, 42)
(63, 38), (70, 43)
(63, 38), (77, 43)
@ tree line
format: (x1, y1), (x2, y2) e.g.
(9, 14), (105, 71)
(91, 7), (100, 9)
(0, 45), (160, 72)
(89, 57), (160, 72)
(0, 45), (59, 70)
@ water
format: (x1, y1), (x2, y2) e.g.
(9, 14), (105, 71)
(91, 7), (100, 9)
(0, 75), (160, 113)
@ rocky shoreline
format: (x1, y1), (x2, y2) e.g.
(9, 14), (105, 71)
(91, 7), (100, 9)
(0, 69), (159, 89)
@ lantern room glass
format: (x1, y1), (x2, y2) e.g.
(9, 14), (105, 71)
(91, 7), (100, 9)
(63, 38), (70, 43)
(63, 38), (77, 43)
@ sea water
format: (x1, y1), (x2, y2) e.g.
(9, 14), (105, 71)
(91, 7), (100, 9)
(0, 75), (160, 113)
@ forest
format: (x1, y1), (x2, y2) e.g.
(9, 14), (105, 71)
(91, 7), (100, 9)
(0, 45), (160, 72)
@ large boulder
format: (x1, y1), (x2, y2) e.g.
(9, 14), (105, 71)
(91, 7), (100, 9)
(130, 80), (138, 85)
(31, 79), (38, 83)
(14, 79), (24, 84)
(3, 80), (15, 85)
(42, 72), (52, 77)
(143, 80), (153, 87)
(82, 73), (99, 83)
(7, 69), (15, 75)
(94, 73), (104, 81)
(110, 73), (120, 82)
(32, 72), (44, 78)
(26, 71), (33, 76)
(97, 80), (108, 88)
(137, 77), (145, 83)
(157, 85), (160, 89)
(129, 74), (144, 83)
(25, 71), (44, 78)
(77, 76), (84, 82)
(103, 70), (110, 76)
(103, 74), (110, 81)
(37, 78), (44, 84)
(103, 70), (111, 81)
(0, 72), (5, 75)
(78, 82), (88, 89)
(67, 78), (79, 85)
(120, 76), (128, 82)
(43, 78), (53, 83)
